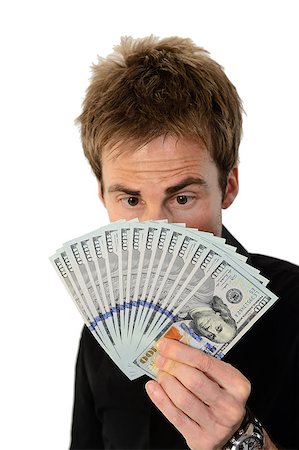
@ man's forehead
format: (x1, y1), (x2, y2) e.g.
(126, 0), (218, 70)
(102, 134), (209, 162)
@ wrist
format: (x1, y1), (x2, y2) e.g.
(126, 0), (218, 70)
(223, 407), (264, 450)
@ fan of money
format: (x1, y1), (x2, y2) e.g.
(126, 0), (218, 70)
(50, 220), (278, 380)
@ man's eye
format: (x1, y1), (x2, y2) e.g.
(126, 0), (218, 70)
(176, 195), (189, 205)
(125, 197), (139, 206)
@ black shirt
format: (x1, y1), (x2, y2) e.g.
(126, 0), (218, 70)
(70, 227), (299, 449)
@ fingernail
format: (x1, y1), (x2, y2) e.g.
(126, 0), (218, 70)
(145, 381), (155, 396)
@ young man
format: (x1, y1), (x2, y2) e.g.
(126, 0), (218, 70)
(70, 36), (299, 449)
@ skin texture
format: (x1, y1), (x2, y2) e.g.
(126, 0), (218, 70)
(98, 134), (274, 449)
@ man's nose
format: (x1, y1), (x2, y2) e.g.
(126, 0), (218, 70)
(141, 205), (168, 222)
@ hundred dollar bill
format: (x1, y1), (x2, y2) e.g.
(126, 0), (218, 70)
(146, 230), (184, 301)
(126, 223), (148, 343)
(118, 222), (131, 344)
(102, 225), (123, 346)
(50, 253), (121, 364)
(134, 253), (278, 378)
(123, 222), (140, 341)
(50, 254), (95, 328)
(58, 248), (101, 325)
(178, 224), (269, 285)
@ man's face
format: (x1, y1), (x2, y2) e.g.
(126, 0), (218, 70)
(194, 310), (236, 344)
(99, 135), (238, 236)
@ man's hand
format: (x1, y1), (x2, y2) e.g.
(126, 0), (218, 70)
(145, 337), (251, 450)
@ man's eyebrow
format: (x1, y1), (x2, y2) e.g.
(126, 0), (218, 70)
(108, 184), (141, 196)
(107, 178), (207, 196)
(165, 177), (207, 195)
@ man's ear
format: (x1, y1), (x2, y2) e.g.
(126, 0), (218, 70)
(222, 166), (239, 209)
(97, 180), (105, 206)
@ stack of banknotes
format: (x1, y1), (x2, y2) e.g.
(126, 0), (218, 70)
(50, 220), (278, 380)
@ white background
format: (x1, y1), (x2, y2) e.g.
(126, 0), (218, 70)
(1, 1), (298, 448)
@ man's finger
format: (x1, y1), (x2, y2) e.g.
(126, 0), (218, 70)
(145, 377), (202, 446)
(156, 355), (231, 404)
(157, 338), (251, 400)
